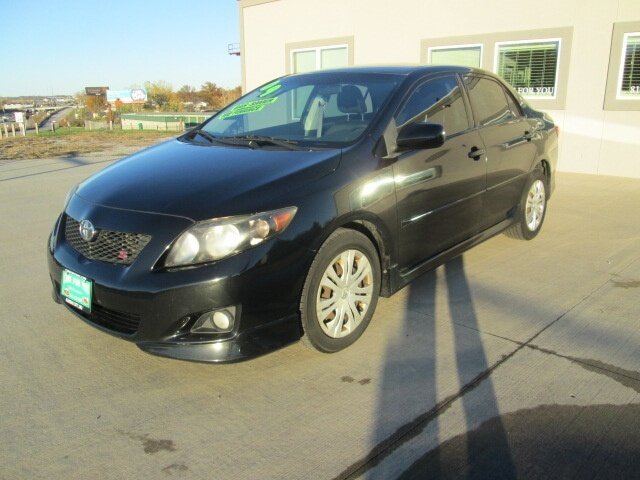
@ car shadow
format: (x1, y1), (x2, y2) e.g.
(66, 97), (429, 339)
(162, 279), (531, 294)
(365, 255), (516, 479)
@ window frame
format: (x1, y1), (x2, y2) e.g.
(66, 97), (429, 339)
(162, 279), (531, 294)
(493, 38), (562, 101)
(427, 43), (483, 68)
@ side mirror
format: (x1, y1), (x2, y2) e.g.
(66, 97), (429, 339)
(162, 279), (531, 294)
(397, 123), (445, 150)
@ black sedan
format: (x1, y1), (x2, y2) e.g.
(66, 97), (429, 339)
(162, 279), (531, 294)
(47, 66), (558, 362)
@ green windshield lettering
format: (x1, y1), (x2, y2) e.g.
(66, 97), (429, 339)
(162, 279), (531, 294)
(219, 97), (278, 119)
(259, 80), (282, 97)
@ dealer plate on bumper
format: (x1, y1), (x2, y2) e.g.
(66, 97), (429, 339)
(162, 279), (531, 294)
(61, 269), (92, 313)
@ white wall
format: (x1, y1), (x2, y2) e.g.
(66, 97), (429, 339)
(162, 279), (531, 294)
(241, 0), (640, 177)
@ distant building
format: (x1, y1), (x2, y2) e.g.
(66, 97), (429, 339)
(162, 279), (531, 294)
(238, 0), (640, 178)
(3, 104), (33, 110)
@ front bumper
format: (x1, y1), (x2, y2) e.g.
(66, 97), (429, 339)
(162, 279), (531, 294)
(47, 197), (314, 363)
(136, 315), (300, 362)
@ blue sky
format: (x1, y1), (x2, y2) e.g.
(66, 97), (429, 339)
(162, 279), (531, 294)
(1, 0), (241, 96)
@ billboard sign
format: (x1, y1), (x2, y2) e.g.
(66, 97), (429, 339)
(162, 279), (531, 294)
(14, 112), (24, 123)
(107, 88), (147, 104)
(85, 86), (108, 96)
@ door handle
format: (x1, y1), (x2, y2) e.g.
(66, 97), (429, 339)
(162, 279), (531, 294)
(467, 147), (485, 160)
(524, 131), (533, 141)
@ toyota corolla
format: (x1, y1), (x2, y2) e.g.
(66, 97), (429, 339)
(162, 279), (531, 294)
(47, 66), (557, 362)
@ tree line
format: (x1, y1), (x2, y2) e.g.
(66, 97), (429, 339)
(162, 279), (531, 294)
(78, 81), (242, 115)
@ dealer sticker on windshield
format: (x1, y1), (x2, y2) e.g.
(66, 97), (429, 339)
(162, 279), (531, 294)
(219, 97), (278, 119)
(61, 269), (92, 313)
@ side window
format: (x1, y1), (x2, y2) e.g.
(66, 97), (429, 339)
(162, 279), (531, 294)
(396, 75), (470, 136)
(464, 76), (516, 126)
(504, 89), (522, 118)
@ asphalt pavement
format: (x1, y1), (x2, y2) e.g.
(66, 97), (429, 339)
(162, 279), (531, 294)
(0, 152), (638, 479)
(37, 107), (73, 131)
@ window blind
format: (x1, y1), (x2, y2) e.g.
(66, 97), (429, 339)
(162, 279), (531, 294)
(620, 34), (640, 96)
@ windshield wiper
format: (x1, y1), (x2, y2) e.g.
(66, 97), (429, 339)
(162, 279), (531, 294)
(192, 129), (217, 143)
(227, 135), (300, 151)
(183, 128), (258, 148)
(185, 129), (255, 148)
(183, 128), (219, 144)
(185, 130), (301, 150)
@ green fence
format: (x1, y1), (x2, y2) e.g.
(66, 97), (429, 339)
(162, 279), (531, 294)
(120, 112), (215, 131)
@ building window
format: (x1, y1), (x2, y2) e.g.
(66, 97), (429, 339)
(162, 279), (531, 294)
(291, 45), (348, 73)
(428, 45), (482, 68)
(605, 22), (640, 110)
(495, 39), (560, 99)
(617, 33), (640, 99)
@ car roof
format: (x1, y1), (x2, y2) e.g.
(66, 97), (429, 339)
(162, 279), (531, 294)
(288, 64), (478, 77)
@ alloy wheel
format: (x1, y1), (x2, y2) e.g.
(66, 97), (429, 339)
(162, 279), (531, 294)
(525, 179), (546, 231)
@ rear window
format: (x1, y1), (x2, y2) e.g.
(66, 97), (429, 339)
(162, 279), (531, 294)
(464, 76), (516, 126)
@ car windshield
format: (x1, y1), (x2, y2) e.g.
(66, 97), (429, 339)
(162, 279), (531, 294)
(200, 72), (401, 148)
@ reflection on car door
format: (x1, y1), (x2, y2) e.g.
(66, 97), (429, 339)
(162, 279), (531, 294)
(464, 75), (537, 230)
(393, 74), (486, 272)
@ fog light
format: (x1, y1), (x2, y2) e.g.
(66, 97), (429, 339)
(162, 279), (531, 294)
(191, 306), (236, 333)
(212, 311), (231, 330)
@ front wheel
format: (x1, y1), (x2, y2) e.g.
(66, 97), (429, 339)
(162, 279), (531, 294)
(505, 169), (548, 240)
(300, 229), (381, 353)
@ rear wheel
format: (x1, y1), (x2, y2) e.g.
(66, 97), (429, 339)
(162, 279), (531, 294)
(300, 229), (381, 352)
(505, 169), (547, 240)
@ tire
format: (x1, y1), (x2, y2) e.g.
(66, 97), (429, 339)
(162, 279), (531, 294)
(504, 168), (548, 240)
(300, 228), (381, 353)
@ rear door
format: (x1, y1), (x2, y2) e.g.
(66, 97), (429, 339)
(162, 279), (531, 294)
(393, 74), (486, 271)
(463, 74), (537, 229)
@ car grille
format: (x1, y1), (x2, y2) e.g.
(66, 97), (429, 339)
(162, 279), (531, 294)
(90, 304), (141, 335)
(65, 215), (151, 265)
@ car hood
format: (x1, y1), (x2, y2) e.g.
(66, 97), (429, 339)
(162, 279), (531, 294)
(76, 139), (340, 221)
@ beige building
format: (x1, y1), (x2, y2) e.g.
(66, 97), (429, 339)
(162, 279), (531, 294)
(238, 0), (640, 178)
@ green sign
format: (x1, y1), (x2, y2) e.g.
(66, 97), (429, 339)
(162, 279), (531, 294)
(61, 269), (92, 313)
(258, 80), (282, 98)
(219, 97), (278, 119)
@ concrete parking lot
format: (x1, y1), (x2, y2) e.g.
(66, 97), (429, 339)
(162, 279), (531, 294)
(1, 152), (639, 479)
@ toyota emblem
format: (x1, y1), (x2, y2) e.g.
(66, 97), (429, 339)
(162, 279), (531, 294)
(79, 219), (97, 242)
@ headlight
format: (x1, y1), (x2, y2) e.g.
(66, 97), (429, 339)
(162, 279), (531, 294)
(164, 206), (297, 267)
